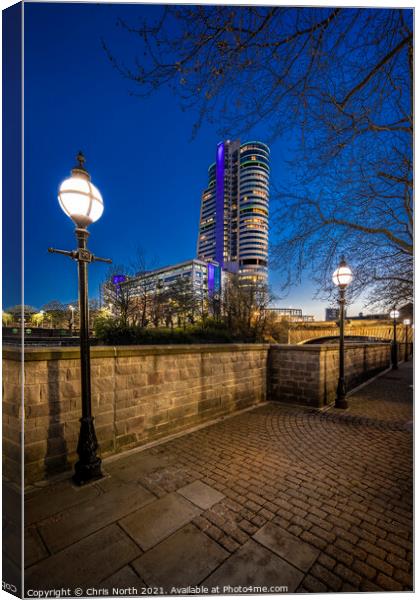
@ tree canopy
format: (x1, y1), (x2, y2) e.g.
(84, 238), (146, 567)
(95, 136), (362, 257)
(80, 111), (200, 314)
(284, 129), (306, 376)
(104, 6), (413, 308)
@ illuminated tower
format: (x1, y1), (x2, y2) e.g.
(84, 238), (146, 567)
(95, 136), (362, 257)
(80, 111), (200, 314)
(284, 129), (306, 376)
(197, 140), (269, 283)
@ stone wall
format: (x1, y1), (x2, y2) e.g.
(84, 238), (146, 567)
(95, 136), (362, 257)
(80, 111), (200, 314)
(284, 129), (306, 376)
(3, 341), (398, 484)
(288, 321), (414, 345)
(269, 342), (391, 408)
(3, 344), (268, 484)
(2, 350), (22, 483)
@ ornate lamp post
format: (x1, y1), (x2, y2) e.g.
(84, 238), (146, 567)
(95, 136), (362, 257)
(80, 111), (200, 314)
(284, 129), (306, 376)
(332, 257), (353, 409)
(69, 304), (75, 335)
(49, 152), (111, 485)
(403, 318), (411, 362)
(390, 308), (400, 370)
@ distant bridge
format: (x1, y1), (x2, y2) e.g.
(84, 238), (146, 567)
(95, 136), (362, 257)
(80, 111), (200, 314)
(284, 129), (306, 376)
(287, 320), (413, 345)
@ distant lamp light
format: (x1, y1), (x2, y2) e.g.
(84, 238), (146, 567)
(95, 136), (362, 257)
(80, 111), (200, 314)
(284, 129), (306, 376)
(332, 256), (353, 409)
(403, 319), (411, 362)
(58, 152), (104, 228)
(390, 307), (400, 369)
(69, 305), (75, 335)
(332, 257), (353, 288)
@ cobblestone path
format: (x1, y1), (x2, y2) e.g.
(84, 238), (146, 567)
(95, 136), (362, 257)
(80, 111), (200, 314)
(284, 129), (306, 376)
(24, 361), (413, 594)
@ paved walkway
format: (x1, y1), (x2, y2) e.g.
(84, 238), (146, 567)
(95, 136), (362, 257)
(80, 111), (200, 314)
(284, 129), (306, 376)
(24, 361), (413, 595)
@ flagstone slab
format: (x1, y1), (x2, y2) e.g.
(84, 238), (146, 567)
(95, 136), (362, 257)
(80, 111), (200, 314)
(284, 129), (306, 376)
(25, 480), (101, 526)
(101, 565), (145, 591)
(3, 481), (21, 525)
(24, 527), (48, 568)
(3, 554), (21, 597)
(177, 481), (225, 510)
(25, 524), (141, 592)
(120, 493), (201, 551)
(38, 482), (155, 553)
(105, 453), (174, 483)
(132, 524), (228, 590)
(203, 540), (304, 592)
(3, 520), (21, 565)
(253, 522), (319, 572)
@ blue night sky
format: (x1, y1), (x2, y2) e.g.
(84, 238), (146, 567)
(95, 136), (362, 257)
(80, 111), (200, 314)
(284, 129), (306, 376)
(20, 1), (365, 320)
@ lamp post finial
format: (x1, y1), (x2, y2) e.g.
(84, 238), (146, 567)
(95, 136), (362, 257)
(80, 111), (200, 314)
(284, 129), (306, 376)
(76, 151), (86, 168)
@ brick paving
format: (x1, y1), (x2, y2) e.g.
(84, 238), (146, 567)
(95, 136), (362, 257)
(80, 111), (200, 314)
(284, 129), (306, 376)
(23, 360), (413, 594)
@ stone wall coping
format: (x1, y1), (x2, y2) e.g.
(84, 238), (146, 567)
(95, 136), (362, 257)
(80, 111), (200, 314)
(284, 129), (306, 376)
(2, 341), (390, 362)
(270, 342), (390, 352)
(3, 343), (270, 362)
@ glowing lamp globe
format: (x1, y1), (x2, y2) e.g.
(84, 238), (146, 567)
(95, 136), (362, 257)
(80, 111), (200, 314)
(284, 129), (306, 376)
(403, 319), (411, 326)
(390, 309), (400, 320)
(332, 258), (353, 288)
(58, 152), (104, 228)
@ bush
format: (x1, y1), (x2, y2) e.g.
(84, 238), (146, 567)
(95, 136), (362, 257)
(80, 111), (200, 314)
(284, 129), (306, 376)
(93, 317), (243, 345)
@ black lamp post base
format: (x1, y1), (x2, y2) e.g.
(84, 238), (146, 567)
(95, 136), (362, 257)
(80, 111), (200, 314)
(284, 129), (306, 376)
(73, 458), (103, 486)
(335, 396), (349, 409)
(391, 349), (399, 369)
(73, 416), (103, 486)
(335, 377), (348, 409)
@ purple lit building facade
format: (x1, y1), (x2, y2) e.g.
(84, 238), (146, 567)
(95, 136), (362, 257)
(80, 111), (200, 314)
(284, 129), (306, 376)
(197, 140), (270, 284)
(123, 258), (221, 315)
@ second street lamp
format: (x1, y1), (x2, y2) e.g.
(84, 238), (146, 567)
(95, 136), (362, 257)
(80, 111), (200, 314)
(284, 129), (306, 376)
(390, 308), (400, 370)
(403, 318), (411, 362)
(69, 304), (75, 335)
(49, 152), (112, 485)
(332, 256), (353, 409)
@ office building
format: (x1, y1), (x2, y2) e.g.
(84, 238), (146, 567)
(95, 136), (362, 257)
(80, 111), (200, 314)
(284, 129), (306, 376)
(325, 307), (347, 321)
(266, 308), (315, 323)
(197, 140), (269, 284)
(349, 312), (388, 321)
(127, 259), (220, 297)
(120, 259), (222, 324)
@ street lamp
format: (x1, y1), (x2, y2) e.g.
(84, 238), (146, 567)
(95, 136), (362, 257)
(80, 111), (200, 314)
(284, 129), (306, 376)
(403, 318), (411, 362)
(390, 307), (400, 370)
(49, 152), (111, 485)
(332, 256), (353, 409)
(40, 310), (45, 328)
(69, 304), (75, 335)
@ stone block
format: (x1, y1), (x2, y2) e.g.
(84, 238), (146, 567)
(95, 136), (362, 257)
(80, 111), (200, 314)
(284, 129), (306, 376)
(25, 524), (141, 591)
(24, 441), (48, 463)
(24, 527), (49, 568)
(38, 482), (155, 553)
(203, 539), (305, 591)
(132, 524), (228, 590)
(120, 493), (201, 551)
(126, 416), (145, 434)
(253, 522), (319, 571)
(101, 565), (145, 589)
(59, 381), (81, 398)
(116, 433), (137, 449)
(92, 377), (115, 393)
(177, 481), (225, 510)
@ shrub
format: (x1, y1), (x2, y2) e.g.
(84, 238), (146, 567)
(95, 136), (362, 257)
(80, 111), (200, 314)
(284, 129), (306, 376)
(93, 318), (242, 345)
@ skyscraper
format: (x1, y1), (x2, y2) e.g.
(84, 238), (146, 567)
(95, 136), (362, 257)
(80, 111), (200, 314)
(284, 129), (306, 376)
(197, 140), (269, 284)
